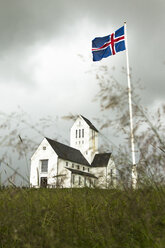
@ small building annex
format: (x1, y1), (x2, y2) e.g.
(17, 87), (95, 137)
(30, 115), (116, 188)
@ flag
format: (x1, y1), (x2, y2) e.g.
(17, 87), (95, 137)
(92, 26), (126, 61)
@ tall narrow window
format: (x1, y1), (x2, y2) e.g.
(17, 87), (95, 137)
(84, 177), (86, 186)
(79, 176), (81, 186)
(110, 169), (113, 186)
(76, 130), (78, 138)
(82, 129), (84, 138)
(41, 160), (48, 173)
(79, 129), (81, 138)
(66, 162), (68, 167)
(72, 175), (75, 185)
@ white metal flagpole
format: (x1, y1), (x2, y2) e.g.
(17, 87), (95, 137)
(124, 21), (137, 188)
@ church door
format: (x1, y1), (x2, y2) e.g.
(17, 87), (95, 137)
(40, 177), (47, 188)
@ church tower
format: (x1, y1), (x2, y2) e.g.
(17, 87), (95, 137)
(70, 115), (98, 164)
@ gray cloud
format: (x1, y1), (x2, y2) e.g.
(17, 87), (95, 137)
(0, 0), (164, 106)
(0, 0), (163, 50)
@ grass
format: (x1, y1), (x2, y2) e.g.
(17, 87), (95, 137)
(0, 187), (165, 248)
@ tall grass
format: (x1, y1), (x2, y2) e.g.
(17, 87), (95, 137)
(0, 187), (165, 248)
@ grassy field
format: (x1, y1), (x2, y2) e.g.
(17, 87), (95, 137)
(0, 187), (165, 248)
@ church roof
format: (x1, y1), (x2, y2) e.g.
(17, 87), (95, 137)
(80, 115), (99, 132)
(91, 153), (111, 167)
(66, 168), (97, 179)
(46, 138), (90, 166)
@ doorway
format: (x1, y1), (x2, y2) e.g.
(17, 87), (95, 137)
(40, 177), (47, 188)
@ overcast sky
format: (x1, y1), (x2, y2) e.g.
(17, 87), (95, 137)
(0, 0), (164, 134)
(0, 0), (164, 184)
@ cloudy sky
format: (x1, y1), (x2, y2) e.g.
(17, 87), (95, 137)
(0, 0), (164, 136)
(0, 0), (164, 184)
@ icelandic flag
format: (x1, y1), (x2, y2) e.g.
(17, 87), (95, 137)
(92, 26), (126, 61)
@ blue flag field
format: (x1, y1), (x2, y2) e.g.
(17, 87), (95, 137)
(92, 26), (126, 61)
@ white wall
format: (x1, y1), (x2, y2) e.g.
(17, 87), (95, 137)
(71, 174), (96, 188)
(30, 138), (58, 188)
(90, 158), (116, 188)
(88, 127), (98, 163)
(57, 159), (71, 188)
(70, 115), (98, 164)
(90, 167), (107, 188)
(106, 158), (117, 188)
(57, 159), (94, 188)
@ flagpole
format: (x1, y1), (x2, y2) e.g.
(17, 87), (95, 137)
(124, 21), (137, 188)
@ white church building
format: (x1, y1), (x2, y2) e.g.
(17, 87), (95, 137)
(30, 115), (116, 188)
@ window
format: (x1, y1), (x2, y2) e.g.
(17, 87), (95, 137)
(43, 146), (46, 150)
(72, 163), (74, 168)
(88, 168), (90, 172)
(76, 130), (78, 138)
(72, 175), (75, 185)
(110, 169), (113, 186)
(66, 162), (68, 167)
(77, 165), (80, 170)
(79, 129), (81, 138)
(41, 160), (48, 173)
(82, 140), (84, 144)
(82, 129), (84, 138)
(89, 178), (91, 187)
(84, 177), (86, 186)
(79, 176), (81, 185)
(83, 167), (85, 171)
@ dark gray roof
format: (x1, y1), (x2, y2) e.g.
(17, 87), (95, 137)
(67, 168), (97, 179)
(91, 153), (111, 167)
(46, 138), (90, 166)
(80, 115), (98, 132)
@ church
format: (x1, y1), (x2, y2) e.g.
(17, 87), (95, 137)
(30, 115), (116, 188)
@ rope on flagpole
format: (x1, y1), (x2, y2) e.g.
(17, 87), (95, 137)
(124, 21), (137, 188)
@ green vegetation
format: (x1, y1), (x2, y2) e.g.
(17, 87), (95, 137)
(0, 187), (165, 248)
